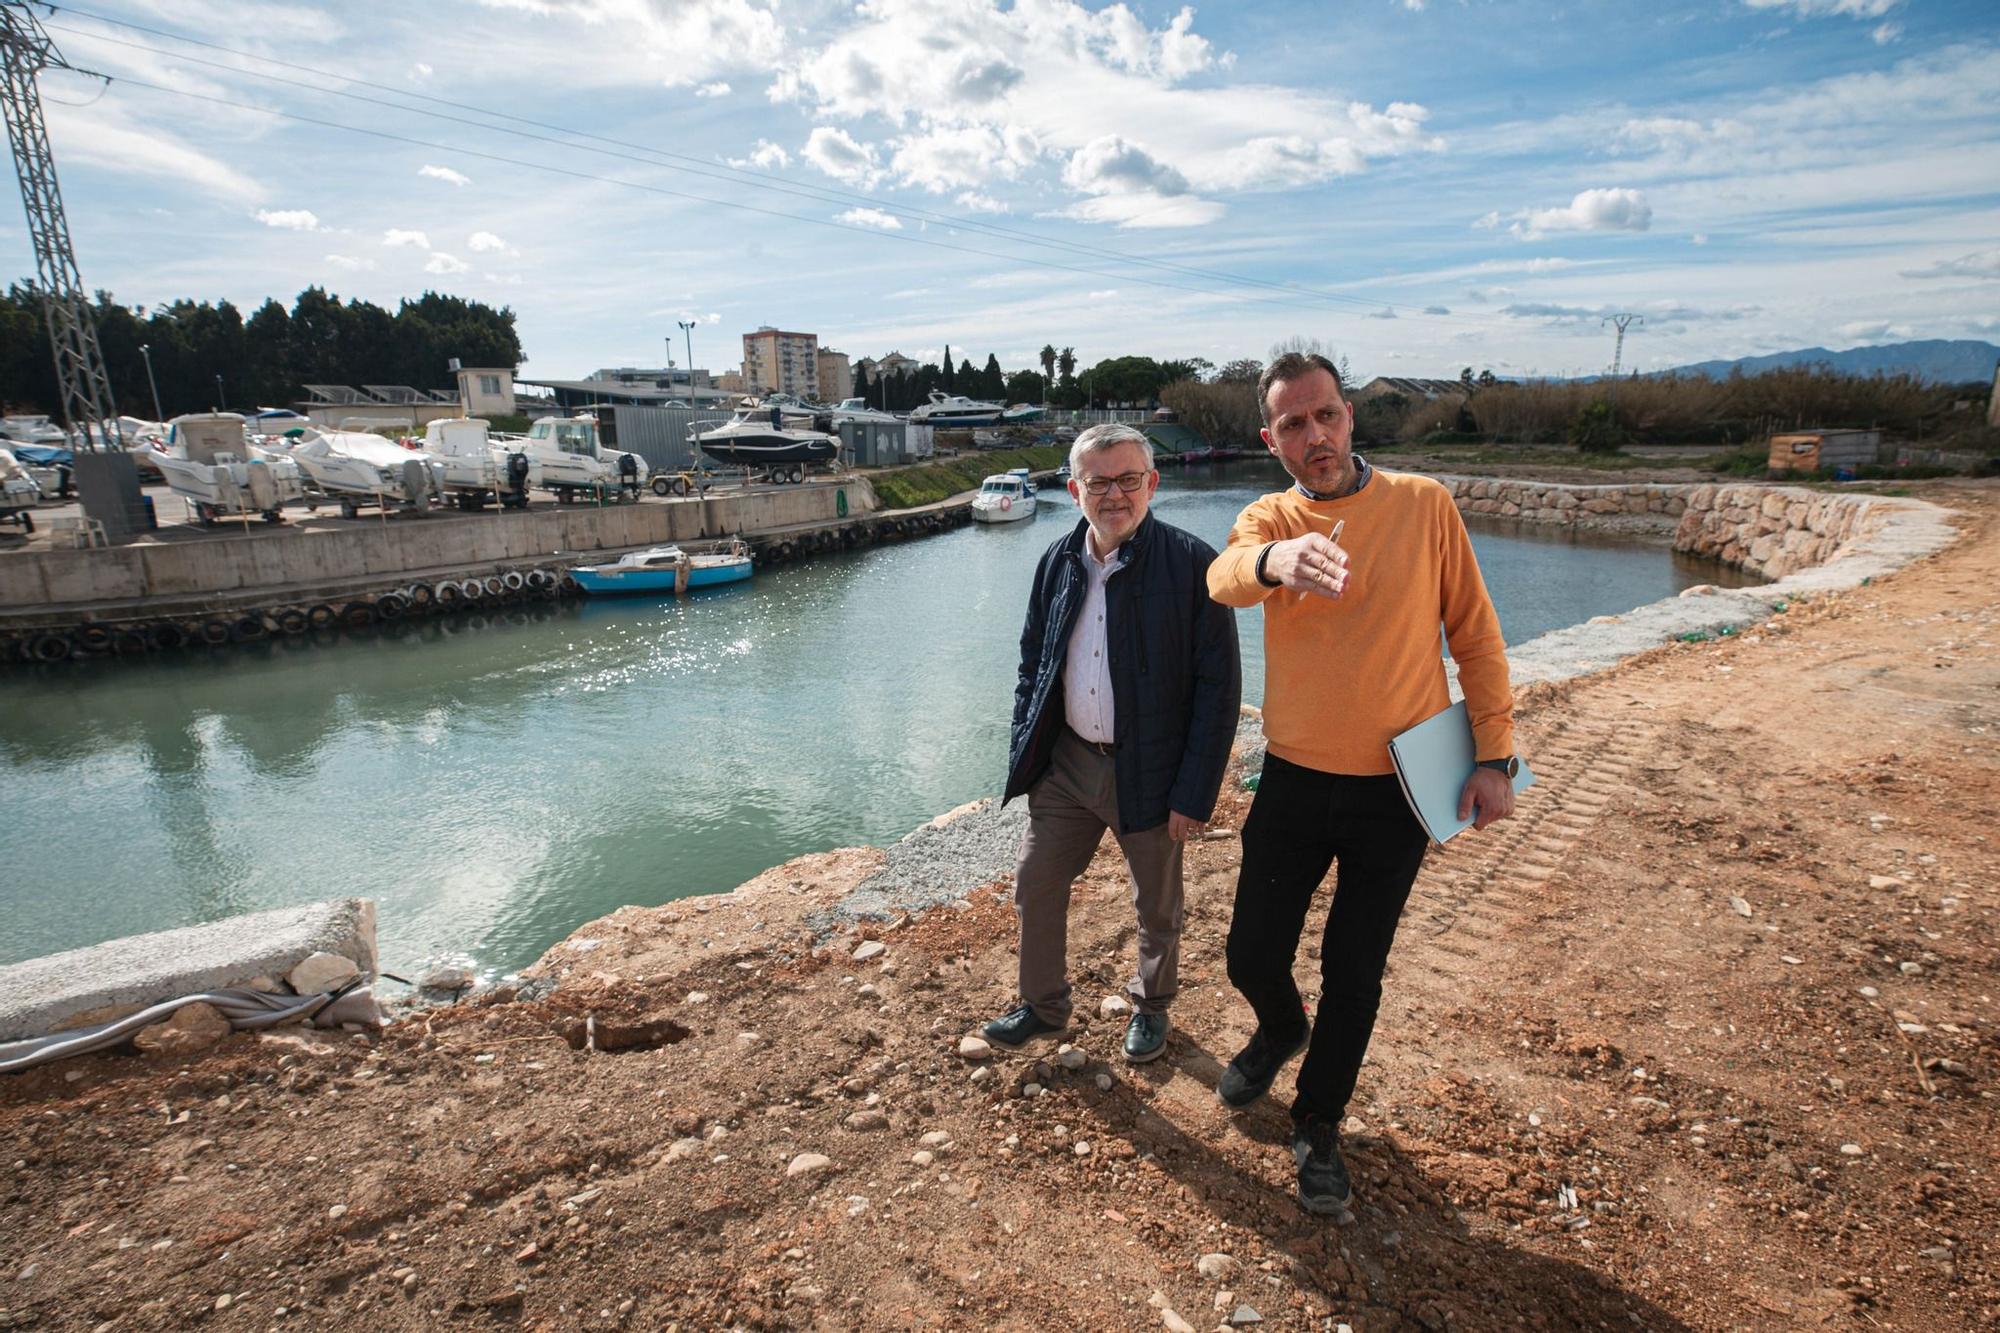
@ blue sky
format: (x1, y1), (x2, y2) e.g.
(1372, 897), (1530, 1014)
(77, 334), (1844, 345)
(5, 0), (1996, 384)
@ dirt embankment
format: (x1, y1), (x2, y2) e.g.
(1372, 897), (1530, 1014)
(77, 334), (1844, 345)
(2, 485), (1995, 1332)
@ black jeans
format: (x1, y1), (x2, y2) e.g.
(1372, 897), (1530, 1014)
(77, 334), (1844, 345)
(1225, 753), (1430, 1125)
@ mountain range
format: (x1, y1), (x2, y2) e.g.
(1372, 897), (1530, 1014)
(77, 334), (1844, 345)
(1661, 340), (1999, 385)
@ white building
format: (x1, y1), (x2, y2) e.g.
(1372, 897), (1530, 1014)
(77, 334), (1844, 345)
(455, 365), (516, 416)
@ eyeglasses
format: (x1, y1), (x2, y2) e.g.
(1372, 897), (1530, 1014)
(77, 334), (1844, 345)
(1077, 471), (1151, 496)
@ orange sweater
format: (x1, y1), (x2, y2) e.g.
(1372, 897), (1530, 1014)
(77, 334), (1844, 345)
(1208, 470), (1514, 775)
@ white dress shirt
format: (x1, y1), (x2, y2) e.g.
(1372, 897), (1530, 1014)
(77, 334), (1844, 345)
(1062, 539), (1123, 743)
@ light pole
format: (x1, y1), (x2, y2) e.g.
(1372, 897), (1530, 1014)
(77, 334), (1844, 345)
(138, 343), (163, 421)
(213, 373), (226, 411)
(677, 319), (697, 399)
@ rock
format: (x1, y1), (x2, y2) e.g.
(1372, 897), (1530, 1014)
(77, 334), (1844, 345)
(1868, 875), (1905, 890)
(911, 1150), (934, 1166)
(1022, 1082), (1044, 1097)
(214, 1294), (232, 1311)
(1074, 1141), (1091, 1156)
(1099, 995), (1132, 1019)
(1227, 1306), (1263, 1327)
(419, 965), (474, 992)
(1679, 584), (1718, 597)
(287, 951), (360, 995)
(1858, 987), (1879, 998)
(132, 1002), (232, 1058)
(514, 1243), (539, 1263)
(1161, 1310), (1196, 1333)
(665, 1137), (705, 1162)
(920, 1131), (953, 1148)
(1095, 1073), (1115, 1092)
(1057, 1047), (1088, 1070)
(1197, 1253), (1238, 1280)
(856, 984), (880, 1000)
(852, 940), (886, 963)
(969, 1067), (992, 1084)
(1899, 962), (1923, 976)
(685, 991), (711, 1005)
(1839, 1143), (1865, 1156)
(1729, 896), (1754, 918)
(787, 1153), (832, 1178)
(844, 1110), (889, 1132)
(328, 1204), (349, 1220)
(958, 1036), (993, 1060)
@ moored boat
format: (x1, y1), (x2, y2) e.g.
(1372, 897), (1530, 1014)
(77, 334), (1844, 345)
(908, 391), (1006, 427)
(570, 538), (753, 595)
(970, 467), (1037, 524)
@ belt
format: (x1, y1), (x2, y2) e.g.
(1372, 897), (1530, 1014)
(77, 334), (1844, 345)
(1067, 726), (1115, 755)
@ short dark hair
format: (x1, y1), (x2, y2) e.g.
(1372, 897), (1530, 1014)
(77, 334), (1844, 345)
(1257, 352), (1344, 425)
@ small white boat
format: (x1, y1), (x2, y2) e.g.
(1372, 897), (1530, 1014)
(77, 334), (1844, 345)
(1, 447), (43, 508)
(155, 413), (307, 525)
(692, 401), (837, 481)
(570, 538), (753, 595)
(281, 426), (448, 516)
(515, 415), (650, 501)
(421, 418), (530, 510)
(0, 414), (69, 447)
(970, 467), (1037, 523)
(825, 397), (902, 426)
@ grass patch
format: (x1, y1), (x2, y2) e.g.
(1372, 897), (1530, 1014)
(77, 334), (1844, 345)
(1393, 441), (1655, 471)
(869, 446), (1067, 509)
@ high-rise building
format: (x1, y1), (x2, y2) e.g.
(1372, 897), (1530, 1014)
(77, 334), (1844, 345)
(816, 348), (852, 400)
(741, 326), (820, 397)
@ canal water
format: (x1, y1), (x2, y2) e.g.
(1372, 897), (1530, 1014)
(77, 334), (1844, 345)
(0, 461), (1754, 978)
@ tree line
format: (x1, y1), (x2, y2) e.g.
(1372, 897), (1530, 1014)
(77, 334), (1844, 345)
(0, 285), (525, 423)
(853, 344), (1219, 413)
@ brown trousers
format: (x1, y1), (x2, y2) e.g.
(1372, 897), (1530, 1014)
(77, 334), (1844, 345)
(1014, 730), (1184, 1024)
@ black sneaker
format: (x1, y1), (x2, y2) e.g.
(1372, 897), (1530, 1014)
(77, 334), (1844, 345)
(1123, 1012), (1170, 1063)
(1216, 1024), (1308, 1108)
(983, 1003), (1065, 1048)
(1293, 1117), (1353, 1214)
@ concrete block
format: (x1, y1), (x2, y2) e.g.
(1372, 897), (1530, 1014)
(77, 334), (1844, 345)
(0, 555), (46, 608)
(0, 898), (377, 1042)
(41, 549), (145, 603)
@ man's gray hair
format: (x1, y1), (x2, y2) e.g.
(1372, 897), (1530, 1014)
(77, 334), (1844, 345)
(1067, 422), (1154, 476)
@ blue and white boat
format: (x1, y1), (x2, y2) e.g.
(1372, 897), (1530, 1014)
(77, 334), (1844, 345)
(570, 538), (753, 595)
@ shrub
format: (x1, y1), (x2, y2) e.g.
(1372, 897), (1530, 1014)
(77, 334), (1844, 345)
(1568, 401), (1627, 454)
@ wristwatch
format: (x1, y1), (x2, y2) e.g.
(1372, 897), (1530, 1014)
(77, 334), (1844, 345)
(1477, 756), (1519, 778)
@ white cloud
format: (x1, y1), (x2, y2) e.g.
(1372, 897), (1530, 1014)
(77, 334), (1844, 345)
(1053, 193), (1227, 228)
(1496, 188), (1653, 239)
(1087, 289), (1118, 299)
(836, 207), (903, 231)
(412, 61), (434, 78)
(955, 191), (1007, 214)
(382, 229), (432, 248)
(801, 126), (881, 186)
(1368, 307), (1398, 320)
(893, 125), (1039, 194)
(468, 231), (512, 253)
(1872, 21), (1902, 43)
(43, 104), (261, 202)
(1837, 319), (1915, 341)
(254, 208), (321, 231)
(695, 81), (732, 98)
(424, 252), (471, 275)
(1692, 233), (1709, 245)
(1522, 257), (1574, 273)
(1402, 0), (1427, 8)
(1423, 305), (1451, 315)
(419, 164), (472, 186)
(475, 0), (784, 88)
(324, 254), (376, 272)
(1063, 136), (1189, 196)
(1743, 0), (1901, 17)
(728, 138), (791, 170)
(1900, 249), (2000, 280)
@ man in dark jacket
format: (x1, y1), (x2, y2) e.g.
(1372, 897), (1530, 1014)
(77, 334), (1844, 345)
(988, 424), (1241, 1063)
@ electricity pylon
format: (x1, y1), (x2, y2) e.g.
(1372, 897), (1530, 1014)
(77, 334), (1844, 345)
(1, 2), (120, 452)
(1602, 313), (1642, 380)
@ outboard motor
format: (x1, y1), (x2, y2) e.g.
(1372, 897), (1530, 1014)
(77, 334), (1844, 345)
(400, 458), (433, 506)
(506, 451), (530, 508)
(617, 449), (639, 498)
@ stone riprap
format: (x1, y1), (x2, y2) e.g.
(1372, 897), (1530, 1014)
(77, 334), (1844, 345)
(0, 898), (377, 1042)
(1447, 477), (1687, 527)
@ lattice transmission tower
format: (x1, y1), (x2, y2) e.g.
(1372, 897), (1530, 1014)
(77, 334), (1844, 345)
(1, 1), (120, 452)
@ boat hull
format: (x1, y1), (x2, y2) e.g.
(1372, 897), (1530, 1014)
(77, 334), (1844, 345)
(971, 498), (1037, 524)
(696, 431), (838, 466)
(570, 559), (753, 595)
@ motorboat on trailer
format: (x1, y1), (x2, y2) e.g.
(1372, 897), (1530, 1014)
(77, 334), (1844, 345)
(970, 467), (1037, 524)
(569, 537), (753, 595)
(421, 417), (531, 510)
(908, 391), (1006, 427)
(1, 415), (69, 448)
(1, 447), (43, 530)
(510, 415), (650, 501)
(692, 402), (837, 481)
(277, 426), (448, 516)
(825, 397), (902, 426)
(154, 413), (307, 525)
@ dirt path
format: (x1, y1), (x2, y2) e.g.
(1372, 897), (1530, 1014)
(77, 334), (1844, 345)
(2, 486), (1994, 1332)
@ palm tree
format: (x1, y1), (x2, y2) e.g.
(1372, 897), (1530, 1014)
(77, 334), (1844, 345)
(1057, 346), (1076, 383)
(1039, 343), (1056, 402)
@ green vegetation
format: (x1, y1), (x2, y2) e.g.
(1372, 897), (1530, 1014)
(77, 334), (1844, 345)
(868, 446), (1067, 510)
(484, 414), (532, 434)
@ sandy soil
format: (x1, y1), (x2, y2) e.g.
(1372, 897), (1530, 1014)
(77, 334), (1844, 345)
(2, 484), (1994, 1332)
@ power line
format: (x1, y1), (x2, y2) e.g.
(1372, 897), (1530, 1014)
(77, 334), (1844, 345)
(42, 5), (1511, 331)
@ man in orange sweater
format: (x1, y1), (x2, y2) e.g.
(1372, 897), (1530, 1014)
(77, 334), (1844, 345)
(1208, 351), (1518, 1215)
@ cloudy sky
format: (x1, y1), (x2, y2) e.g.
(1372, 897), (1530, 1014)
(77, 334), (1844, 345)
(5, 0), (1996, 382)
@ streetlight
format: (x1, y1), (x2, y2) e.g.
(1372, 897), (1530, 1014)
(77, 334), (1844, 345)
(677, 319), (697, 398)
(213, 373), (227, 411)
(138, 343), (163, 421)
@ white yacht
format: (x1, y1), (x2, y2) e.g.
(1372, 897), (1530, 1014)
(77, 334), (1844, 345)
(155, 413), (307, 525)
(908, 391), (1006, 427)
(970, 468), (1037, 524)
(280, 426), (448, 516)
(825, 397), (902, 426)
(692, 402), (838, 482)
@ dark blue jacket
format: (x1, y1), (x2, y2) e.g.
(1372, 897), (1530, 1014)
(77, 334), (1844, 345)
(1005, 513), (1241, 833)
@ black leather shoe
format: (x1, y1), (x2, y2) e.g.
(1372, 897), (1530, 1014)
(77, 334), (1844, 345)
(1216, 1024), (1308, 1108)
(1123, 1012), (1170, 1063)
(1293, 1116), (1353, 1214)
(983, 1003), (1065, 1048)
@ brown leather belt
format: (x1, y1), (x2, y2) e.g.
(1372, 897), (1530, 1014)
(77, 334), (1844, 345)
(1067, 726), (1115, 755)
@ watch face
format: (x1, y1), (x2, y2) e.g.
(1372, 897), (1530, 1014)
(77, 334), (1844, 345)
(1506, 757), (1520, 779)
